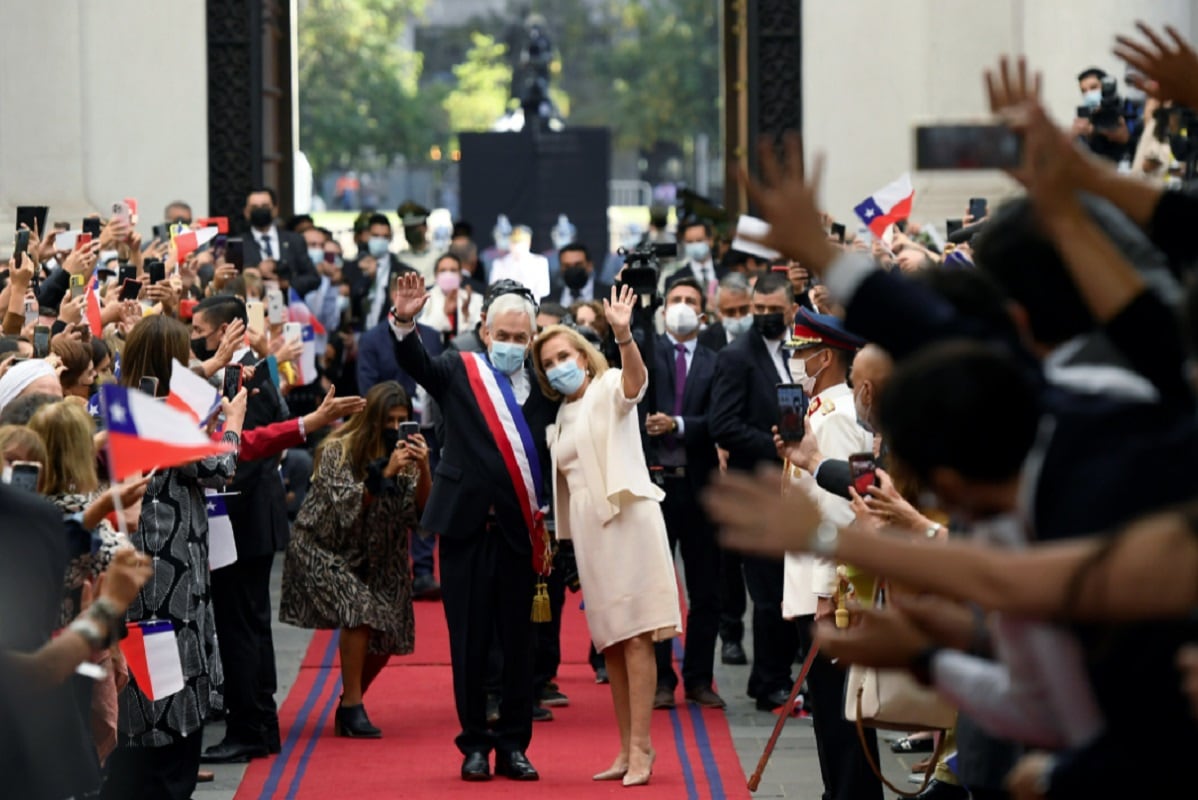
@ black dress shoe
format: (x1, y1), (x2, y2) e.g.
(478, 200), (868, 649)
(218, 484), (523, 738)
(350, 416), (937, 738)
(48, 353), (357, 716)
(594, 665), (609, 684)
(412, 574), (441, 600)
(335, 703), (382, 738)
(532, 704), (554, 722)
(461, 752), (491, 781)
(754, 688), (791, 712)
(910, 779), (970, 799)
(652, 687), (676, 709)
(721, 641), (748, 665)
(200, 739), (269, 763)
(495, 750), (539, 781)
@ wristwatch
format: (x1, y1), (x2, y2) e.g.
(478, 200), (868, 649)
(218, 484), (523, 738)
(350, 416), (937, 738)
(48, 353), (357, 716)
(68, 616), (111, 651)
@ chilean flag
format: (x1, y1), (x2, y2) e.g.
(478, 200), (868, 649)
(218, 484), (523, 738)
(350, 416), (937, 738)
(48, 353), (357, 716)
(119, 619), (184, 701)
(86, 277), (104, 337)
(100, 384), (234, 482)
(206, 491), (238, 570)
(853, 174), (915, 237)
(173, 226), (218, 264)
(288, 287), (326, 335)
(165, 358), (220, 424)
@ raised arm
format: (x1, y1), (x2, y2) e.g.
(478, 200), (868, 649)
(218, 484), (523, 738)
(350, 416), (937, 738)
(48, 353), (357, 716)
(388, 272), (455, 398)
(602, 284), (645, 400)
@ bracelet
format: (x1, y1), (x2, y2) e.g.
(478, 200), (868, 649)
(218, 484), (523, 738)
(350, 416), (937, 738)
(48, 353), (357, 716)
(924, 522), (943, 539)
(68, 617), (108, 651)
(297, 415), (307, 441)
(811, 520), (840, 556)
(615, 335), (634, 346)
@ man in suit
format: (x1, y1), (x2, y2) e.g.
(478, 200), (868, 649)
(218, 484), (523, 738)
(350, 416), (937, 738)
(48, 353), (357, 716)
(641, 276), (725, 710)
(242, 187), (319, 296)
(677, 218), (723, 296)
(388, 273), (554, 782)
(546, 243), (611, 308)
(195, 296), (292, 764)
(699, 272), (754, 352)
(779, 308), (883, 800)
(708, 270), (800, 710)
(358, 269), (445, 599)
(342, 213), (411, 329)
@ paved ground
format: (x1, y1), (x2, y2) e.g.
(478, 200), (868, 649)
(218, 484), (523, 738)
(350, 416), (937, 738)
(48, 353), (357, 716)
(196, 558), (925, 799)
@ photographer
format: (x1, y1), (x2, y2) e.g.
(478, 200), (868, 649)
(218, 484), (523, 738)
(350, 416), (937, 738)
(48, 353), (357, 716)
(1072, 67), (1137, 163)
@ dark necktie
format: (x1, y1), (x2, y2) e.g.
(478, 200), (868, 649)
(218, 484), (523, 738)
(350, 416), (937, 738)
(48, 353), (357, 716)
(673, 343), (688, 414)
(260, 235), (273, 258)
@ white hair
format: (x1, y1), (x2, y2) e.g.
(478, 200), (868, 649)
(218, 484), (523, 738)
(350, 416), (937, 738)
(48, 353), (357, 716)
(716, 272), (751, 303)
(485, 293), (538, 334)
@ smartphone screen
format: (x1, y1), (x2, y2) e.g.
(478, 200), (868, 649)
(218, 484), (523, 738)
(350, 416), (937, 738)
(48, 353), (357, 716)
(914, 124), (1022, 171)
(849, 453), (878, 495)
(399, 421), (420, 440)
(69, 274), (87, 298)
(82, 217), (102, 239)
(119, 278), (142, 301)
(776, 383), (808, 442)
(16, 206), (48, 234)
(7, 461), (40, 493)
(831, 222), (846, 244)
(138, 376), (160, 396)
(968, 197), (988, 220)
(222, 364), (243, 400)
(225, 236), (244, 270)
(33, 325), (50, 357)
(13, 229), (30, 263)
(147, 259), (166, 284)
(23, 298), (38, 326)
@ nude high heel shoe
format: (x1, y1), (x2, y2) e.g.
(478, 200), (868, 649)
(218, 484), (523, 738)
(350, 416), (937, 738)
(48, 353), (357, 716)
(622, 749), (655, 787)
(593, 762), (629, 781)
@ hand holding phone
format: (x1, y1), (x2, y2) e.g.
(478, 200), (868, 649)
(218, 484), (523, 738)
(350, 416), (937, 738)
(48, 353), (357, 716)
(267, 290), (286, 326)
(776, 383), (808, 442)
(5, 461), (40, 493)
(967, 197), (988, 221)
(33, 325), (51, 357)
(399, 421), (420, 441)
(119, 278), (142, 302)
(70, 273), (87, 299)
(282, 321), (302, 343)
(848, 452), (879, 496)
(222, 364), (244, 401)
(146, 259), (166, 284)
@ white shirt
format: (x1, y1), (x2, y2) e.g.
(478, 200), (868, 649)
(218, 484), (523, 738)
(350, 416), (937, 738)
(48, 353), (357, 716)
(254, 226), (281, 261)
(764, 336), (792, 384)
(690, 258), (716, 287)
(490, 251), (551, 301)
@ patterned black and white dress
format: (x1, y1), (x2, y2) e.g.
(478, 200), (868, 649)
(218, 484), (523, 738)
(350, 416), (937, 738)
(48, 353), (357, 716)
(117, 433), (239, 748)
(47, 491), (130, 627)
(279, 440), (417, 655)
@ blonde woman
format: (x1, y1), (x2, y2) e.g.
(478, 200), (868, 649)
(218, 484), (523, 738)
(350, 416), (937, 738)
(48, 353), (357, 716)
(532, 286), (681, 787)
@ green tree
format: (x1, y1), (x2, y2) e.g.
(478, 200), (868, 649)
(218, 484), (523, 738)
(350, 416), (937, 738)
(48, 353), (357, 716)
(442, 33), (514, 134)
(298, 0), (441, 176)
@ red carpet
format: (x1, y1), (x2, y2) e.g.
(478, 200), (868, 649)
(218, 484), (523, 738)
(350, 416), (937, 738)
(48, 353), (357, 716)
(237, 588), (750, 798)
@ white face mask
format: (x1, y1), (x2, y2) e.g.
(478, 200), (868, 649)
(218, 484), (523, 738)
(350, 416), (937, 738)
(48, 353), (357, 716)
(1082, 88), (1102, 107)
(664, 302), (700, 336)
(794, 350), (826, 396)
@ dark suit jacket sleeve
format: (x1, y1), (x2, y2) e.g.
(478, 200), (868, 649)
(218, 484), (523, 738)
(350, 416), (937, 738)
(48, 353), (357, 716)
(1101, 289), (1194, 414)
(815, 458), (852, 500)
(286, 232), (320, 296)
(391, 324), (455, 400)
(709, 347), (776, 463)
(357, 331), (385, 393)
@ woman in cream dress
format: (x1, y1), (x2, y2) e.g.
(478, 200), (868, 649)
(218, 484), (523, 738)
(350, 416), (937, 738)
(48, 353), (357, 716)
(533, 285), (681, 788)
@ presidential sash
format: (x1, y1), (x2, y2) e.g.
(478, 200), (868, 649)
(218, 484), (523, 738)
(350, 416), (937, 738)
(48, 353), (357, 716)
(460, 352), (552, 578)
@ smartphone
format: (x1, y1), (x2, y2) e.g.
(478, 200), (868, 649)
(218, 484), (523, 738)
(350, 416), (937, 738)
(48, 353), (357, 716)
(222, 364), (243, 400)
(147, 259), (166, 284)
(74, 232), (93, 252)
(968, 197), (988, 220)
(13, 229), (30, 263)
(118, 278), (142, 301)
(33, 325), (50, 357)
(267, 290), (286, 326)
(399, 421), (420, 440)
(282, 321), (302, 343)
(848, 452), (879, 495)
(212, 233), (228, 261)
(382, 428), (400, 453)
(914, 124), (1023, 171)
(945, 218), (964, 237)
(830, 222), (846, 244)
(6, 460), (40, 492)
(225, 236), (244, 270)
(776, 382), (809, 442)
(16, 206), (48, 235)
(246, 300), (266, 333)
(23, 297), (38, 326)
(118, 264), (137, 285)
(82, 217), (102, 240)
(1076, 105), (1092, 120)
(138, 376), (159, 396)
(69, 273), (87, 299)
(152, 223), (169, 242)
(111, 200), (132, 227)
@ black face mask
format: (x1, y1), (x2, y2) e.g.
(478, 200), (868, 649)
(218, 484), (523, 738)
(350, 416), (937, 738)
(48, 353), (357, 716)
(191, 336), (217, 361)
(753, 312), (788, 340)
(249, 207), (274, 228)
(405, 229), (425, 249)
(562, 265), (589, 291)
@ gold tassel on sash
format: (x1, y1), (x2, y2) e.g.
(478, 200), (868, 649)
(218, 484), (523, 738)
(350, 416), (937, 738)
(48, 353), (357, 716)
(531, 579), (552, 623)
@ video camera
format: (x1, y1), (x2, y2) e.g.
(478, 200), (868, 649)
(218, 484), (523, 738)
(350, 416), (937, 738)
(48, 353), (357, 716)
(1078, 76), (1124, 130)
(616, 241), (677, 303)
(1153, 104), (1198, 179)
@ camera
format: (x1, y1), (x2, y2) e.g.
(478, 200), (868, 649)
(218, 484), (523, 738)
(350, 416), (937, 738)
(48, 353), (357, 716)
(1079, 76), (1125, 130)
(616, 241), (677, 303)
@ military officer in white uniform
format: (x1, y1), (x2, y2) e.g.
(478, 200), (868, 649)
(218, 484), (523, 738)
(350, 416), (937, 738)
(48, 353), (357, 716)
(778, 307), (883, 800)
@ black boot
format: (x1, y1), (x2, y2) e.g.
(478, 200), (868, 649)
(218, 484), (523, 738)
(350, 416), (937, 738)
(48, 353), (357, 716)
(335, 702), (382, 738)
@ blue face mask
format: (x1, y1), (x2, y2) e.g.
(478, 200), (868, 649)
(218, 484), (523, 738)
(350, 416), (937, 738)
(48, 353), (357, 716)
(547, 360), (586, 396)
(368, 236), (390, 258)
(489, 341), (527, 375)
(723, 314), (754, 338)
(307, 247), (324, 266)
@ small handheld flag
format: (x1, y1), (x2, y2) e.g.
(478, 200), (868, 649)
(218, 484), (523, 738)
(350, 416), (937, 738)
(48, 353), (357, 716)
(101, 384), (234, 481)
(853, 174), (915, 238)
(119, 619), (184, 701)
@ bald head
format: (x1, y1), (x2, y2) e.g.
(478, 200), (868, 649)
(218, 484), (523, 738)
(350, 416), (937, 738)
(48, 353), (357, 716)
(851, 344), (891, 431)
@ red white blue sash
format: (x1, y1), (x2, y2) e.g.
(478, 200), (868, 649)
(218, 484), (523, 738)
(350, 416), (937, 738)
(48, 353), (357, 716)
(460, 352), (551, 576)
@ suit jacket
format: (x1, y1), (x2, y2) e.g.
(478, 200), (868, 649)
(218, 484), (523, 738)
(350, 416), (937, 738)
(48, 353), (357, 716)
(680, 260), (725, 288)
(341, 252), (411, 328)
(644, 334), (719, 490)
(697, 321), (730, 352)
(709, 331), (787, 471)
(548, 369), (664, 542)
(224, 352), (291, 558)
(357, 317), (443, 398)
(546, 275), (613, 309)
(244, 227), (319, 296)
(390, 327), (557, 553)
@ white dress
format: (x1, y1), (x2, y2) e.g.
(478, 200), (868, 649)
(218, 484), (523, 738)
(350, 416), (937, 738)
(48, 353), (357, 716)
(554, 392), (681, 652)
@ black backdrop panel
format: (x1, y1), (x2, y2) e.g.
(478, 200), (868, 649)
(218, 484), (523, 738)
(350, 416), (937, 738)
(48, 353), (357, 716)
(459, 128), (610, 266)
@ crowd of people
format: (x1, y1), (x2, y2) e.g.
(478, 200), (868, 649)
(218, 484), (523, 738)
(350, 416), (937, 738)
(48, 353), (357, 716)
(3, 18), (1198, 800)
